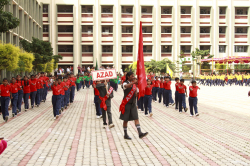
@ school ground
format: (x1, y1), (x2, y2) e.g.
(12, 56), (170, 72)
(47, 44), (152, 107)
(0, 84), (250, 166)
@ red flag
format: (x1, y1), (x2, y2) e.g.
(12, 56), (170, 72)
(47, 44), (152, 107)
(137, 21), (147, 99)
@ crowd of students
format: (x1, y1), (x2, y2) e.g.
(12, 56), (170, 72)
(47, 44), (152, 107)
(0, 72), (77, 122)
(198, 72), (250, 87)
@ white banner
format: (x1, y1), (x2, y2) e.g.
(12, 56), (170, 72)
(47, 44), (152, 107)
(91, 69), (117, 81)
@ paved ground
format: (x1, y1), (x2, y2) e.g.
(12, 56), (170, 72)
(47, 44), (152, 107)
(0, 83), (250, 166)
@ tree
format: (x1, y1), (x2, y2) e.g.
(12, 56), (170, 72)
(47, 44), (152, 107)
(20, 37), (61, 71)
(0, 43), (19, 71)
(191, 48), (214, 70)
(52, 55), (63, 70)
(0, 0), (20, 33)
(44, 59), (54, 73)
(18, 52), (34, 72)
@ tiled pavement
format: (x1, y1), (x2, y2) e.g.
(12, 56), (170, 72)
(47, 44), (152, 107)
(0, 84), (250, 166)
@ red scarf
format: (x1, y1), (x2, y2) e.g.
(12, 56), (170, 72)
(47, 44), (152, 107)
(119, 84), (136, 114)
(99, 87), (114, 111)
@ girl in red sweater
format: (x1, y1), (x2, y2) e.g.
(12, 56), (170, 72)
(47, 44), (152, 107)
(143, 79), (153, 117)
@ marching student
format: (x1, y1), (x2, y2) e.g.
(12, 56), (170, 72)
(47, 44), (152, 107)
(84, 72), (90, 89)
(23, 76), (30, 111)
(69, 73), (76, 103)
(121, 71), (127, 89)
(66, 75), (71, 106)
(174, 77), (180, 111)
(144, 79), (153, 117)
(51, 79), (61, 119)
(158, 77), (164, 104)
(220, 74), (225, 87)
(76, 75), (81, 91)
(41, 72), (49, 102)
(153, 76), (160, 103)
(35, 74), (42, 107)
(63, 77), (70, 109)
(96, 80), (114, 129)
(39, 72), (45, 102)
(120, 72), (148, 140)
(10, 78), (19, 117)
(16, 75), (23, 113)
(0, 78), (12, 122)
(93, 81), (102, 118)
(29, 75), (37, 108)
(163, 77), (171, 108)
(178, 79), (188, 113)
(137, 85), (144, 113)
(58, 77), (65, 114)
(189, 80), (200, 117)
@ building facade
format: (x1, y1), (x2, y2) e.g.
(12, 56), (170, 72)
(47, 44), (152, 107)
(39, 0), (250, 73)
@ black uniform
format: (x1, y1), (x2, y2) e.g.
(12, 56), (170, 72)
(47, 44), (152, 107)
(120, 81), (138, 121)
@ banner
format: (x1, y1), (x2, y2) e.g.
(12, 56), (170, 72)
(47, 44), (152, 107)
(91, 69), (117, 81)
(166, 64), (173, 78)
(136, 21), (147, 99)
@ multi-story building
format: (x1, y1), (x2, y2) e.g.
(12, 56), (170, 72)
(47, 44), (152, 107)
(0, 0), (43, 78)
(3, 0), (249, 74)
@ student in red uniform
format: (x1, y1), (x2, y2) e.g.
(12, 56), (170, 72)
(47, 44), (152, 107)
(175, 78), (180, 111)
(43, 73), (49, 102)
(189, 80), (200, 117)
(69, 74), (76, 103)
(153, 76), (160, 103)
(29, 75), (37, 108)
(35, 74), (42, 107)
(63, 77), (70, 109)
(178, 79), (188, 113)
(16, 75), (23, 113)
(58, 77), (65, 114)
(163, 77), (171, 108)
(66, 75), (71, 106)
(51, 79), (62, 119)
(23, 76), (30, 111)
(10, 77), (19, 117)
(158, 77), (164, 104)
(0, 78), (12, 122)
(151, 78), (155, 102)
(143, 79), (153, 117)
(93, 81), (102, 118)
(39, 72), (45, 102)
(137, 85), (144, 113)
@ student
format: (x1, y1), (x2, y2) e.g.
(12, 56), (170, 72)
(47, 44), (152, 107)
(120, 72), (148, 140)
(63, 77), (70, 109)
(10, 77), (19, 117)
(39, 72), (45, 102)
(84, 73), (90, 88)
(58, 77), (65, 113)
(69, 74), (76, 103)
(41, 72), (49, 102)
(66, 76), (71, 106)
(153, 76), (160, 103)
(35, 74), (42, 107)
(189, 80), (200, 117)
(23, 76), (30, 111)
(16, 75), (23, 113)
(178, 79), (188, 113)
(163, 77), (171, 107)
(76, 75), (81, 91)
(174, 78), (180, 111)
(93, 81), (102, 119)
(51, 79), (61, 119)
(144, 79), (153, 117)
(0, 78), (12, 122)
(29, 75), (37, 108)
(96, 80), (114, 129)
(158, 77), (164, 104)
(137, 86), (144, 113)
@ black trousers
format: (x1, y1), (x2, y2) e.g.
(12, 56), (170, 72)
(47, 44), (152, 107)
(102, 106), (112, 125)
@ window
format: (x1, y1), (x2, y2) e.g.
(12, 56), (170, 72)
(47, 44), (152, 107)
(181, 9), (186, 14)
(82, 6), (93, 13)
(122, 46), (133, 52)
(236, 27), (247, 33)
(142, 26), (152, 33)
(181, 46), (191, 53)
(143, 46), (152, 53)
(200, 27), (210, 33)
(102, 6), (113, 13)
(102, 46), (113, 52)
(237, 9), (243, 15)
(82, 45), (93, 52)
(43, 4), (48, 13)
(161, 46), (172, 53)
(141, 6), (152, 14)
(102, 26), (113, 33)
(58, 25), (73, 32)
(219, 45), (226, 53)
(161, 7), (172, 14)
(122, 6), (133, 14)
(57, 5), (73, 13)
(235, 46), (248, 52)
(58, 45), (73, 52)
(43, 25), (49, 32)
(82, 25), (93, 33)
(162, 27), (171, 33)
(122, 26), (133, 33)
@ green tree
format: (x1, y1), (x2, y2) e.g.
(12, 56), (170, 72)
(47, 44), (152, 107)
(20, 37), (62, 71)
(0, 0), (20, 33)
(0, 43), (19, 71)
(18, 52), (34, 72)
(191, 48), (214, 69)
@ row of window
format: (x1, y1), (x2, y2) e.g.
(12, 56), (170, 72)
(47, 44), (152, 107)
(57, 45), (248, 53)
(43, 25), (248, 34)
(43, 5), (248, 15)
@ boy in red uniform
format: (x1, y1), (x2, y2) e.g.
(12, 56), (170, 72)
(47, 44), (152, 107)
(16, 75), (23, 113)
(35, 74), (42, 107)
(0, 78), (12, 122)
(51, 79), (62, 119)
(29, 75), (37, 108)
(189, 80), (200, 117)
(63, 77), (70, 109)
(10, 78), (19, 117)
(58, 77), (65, 113)
(93, 81), (102, 118)
(163, 77), (171, 108)
(69, 74), (76, 103)
(23, 76), (30, 111)
(158, 77), (164, 104)
(178, 79), (188, 113)
(174, 78), (180, 111)
(153, 76), (160, 103)
(143, 79), (153, 117)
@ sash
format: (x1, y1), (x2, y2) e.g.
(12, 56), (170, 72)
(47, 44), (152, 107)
(99, 86), (114, 111)
(119, 84), (136, 114)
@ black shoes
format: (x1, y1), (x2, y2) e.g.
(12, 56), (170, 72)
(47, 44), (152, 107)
(139, 132), (148, 139)
(124, 135), (132, 140)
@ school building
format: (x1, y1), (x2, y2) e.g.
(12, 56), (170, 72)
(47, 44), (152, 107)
(1, 0), (250, 75)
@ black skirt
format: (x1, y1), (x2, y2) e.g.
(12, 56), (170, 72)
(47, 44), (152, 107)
(120, 103), (138, 121)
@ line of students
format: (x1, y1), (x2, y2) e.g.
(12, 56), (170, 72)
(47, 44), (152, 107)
(0, 72), (50, 122)
(76, 72), (92, 91)
(198, 72), (250, 87)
